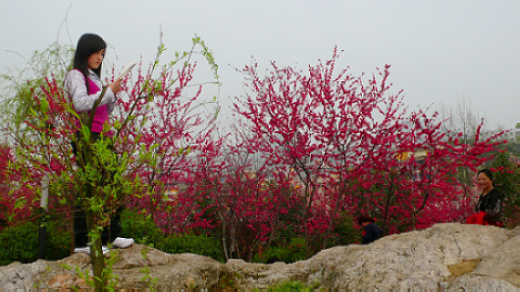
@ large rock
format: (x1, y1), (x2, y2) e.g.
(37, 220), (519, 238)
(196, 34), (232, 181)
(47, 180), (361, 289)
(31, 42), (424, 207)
(0, 223), (517, 289)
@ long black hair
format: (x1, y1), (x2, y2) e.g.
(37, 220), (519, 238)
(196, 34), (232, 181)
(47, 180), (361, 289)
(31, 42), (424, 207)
(73, 33), (106, 89)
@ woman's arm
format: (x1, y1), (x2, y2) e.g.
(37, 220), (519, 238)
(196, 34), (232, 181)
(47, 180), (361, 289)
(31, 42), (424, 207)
(106, 101), (116, 114)
(64, 70), (116, 113)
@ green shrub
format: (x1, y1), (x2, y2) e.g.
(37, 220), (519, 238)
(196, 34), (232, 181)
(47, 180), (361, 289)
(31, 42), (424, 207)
(489, 152), (519, 227)
(46, 224), (71, 260)
(0, 222), (39, 265)
(254, 238), (307, 264)
(267, 280), (320, 291)
(0, 221), (70, 266)
(118, 209), (164, 246)
(156, 234), (225, 262)
(119, 209), (225, 262)
(328, 212), (360, 247)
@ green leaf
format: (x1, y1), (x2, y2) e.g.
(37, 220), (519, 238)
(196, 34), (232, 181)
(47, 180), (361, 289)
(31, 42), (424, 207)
(29, 107), (37, 117)
(40, 99), (49, 113)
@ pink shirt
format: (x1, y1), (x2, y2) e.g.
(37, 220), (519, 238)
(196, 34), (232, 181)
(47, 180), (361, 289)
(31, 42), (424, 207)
(76, 77), (113, 136)
(65, 69), (115, 137)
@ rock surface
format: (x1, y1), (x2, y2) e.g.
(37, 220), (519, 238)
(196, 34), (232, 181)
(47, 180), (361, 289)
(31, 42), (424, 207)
(0, 223), (518, 289)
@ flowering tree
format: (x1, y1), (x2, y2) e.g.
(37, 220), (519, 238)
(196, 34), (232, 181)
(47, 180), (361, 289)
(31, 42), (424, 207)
(0, 144), (37, 230)
(115, 38), (219, 232)
(234, 48), (503, 254)
(148, 132), (304, 261)
(1, 37), (219, 290)
(2, 40), (508, 278)
(207, 137), (304, 261)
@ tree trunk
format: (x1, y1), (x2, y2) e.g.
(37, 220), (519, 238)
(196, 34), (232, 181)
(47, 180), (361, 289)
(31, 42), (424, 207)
(220, 214), (229, 261)
(69, 219), (75, 255)
(86, 209), (106, 291)
(82, 177), (106, 291)
(321, 183), (346, 250)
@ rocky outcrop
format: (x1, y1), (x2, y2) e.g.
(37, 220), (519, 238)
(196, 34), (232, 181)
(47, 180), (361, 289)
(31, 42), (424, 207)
(0, 223), (518, 289)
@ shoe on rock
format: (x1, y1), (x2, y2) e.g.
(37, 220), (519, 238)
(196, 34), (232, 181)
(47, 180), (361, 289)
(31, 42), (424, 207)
(113, 237), (134, 249)
(74, 246), (110, 255)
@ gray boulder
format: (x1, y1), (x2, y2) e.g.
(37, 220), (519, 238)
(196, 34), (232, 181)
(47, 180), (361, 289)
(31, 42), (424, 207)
(0, 223), (517, 289)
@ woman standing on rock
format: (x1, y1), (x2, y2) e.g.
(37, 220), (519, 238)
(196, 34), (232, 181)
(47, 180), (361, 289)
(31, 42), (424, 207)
(65, 33), (134, 254)
(466, 169), (504, 227)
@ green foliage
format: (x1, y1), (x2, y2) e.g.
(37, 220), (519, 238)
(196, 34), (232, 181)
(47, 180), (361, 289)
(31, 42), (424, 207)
(138, 247), (159, 288)
(489, 152), (519, 227)
(101, 248), (121, 289)
(156, 234), (226, 263)
(0, 222), (38, 265)
(327, 213), (360, 247)
(253, 238), (307, 264)
(139, 266), (158, 289)
(266, 280), (320, 291)
(0, 221), (70, 266)
(0, 43), (73, 130)
(119, 209), (163, 246)
(119, 209), (226, 262)
(2, 35), (221, 291)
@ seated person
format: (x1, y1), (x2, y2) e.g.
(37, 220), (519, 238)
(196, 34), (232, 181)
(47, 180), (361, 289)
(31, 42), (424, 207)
(357, 215), (382, 244)
(467, 169), (504, 227)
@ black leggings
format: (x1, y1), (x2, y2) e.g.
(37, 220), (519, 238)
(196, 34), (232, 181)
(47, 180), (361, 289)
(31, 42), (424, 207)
(71, 132), (121, 247)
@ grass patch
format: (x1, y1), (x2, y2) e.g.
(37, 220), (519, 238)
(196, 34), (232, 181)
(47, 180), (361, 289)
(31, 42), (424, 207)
(265, 280), (321, 291)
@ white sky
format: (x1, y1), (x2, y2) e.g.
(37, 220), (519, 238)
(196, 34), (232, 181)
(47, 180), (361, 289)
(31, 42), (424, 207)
(1, 0), (519, 131)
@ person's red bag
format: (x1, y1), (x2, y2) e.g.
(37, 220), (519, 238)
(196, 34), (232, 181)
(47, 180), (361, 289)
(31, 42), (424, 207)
(467, 211), (488, 225)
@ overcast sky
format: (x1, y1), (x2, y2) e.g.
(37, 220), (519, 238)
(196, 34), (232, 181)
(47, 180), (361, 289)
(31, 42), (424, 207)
(1, 0), (519, 131)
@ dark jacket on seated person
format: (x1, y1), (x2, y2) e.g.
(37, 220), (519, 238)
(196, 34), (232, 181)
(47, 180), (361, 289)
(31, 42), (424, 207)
(362, 222), (382, 245)
(357, 215), (383, 245)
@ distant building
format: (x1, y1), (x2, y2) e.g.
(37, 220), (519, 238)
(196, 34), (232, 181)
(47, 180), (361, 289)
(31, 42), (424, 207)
(397, 149), (431, 181)
(397, 149), (429, 161)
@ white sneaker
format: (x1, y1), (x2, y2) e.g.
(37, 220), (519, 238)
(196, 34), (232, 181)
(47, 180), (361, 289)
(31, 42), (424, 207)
(112, 237), (134, 249)
(74, 246), (110, 255)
